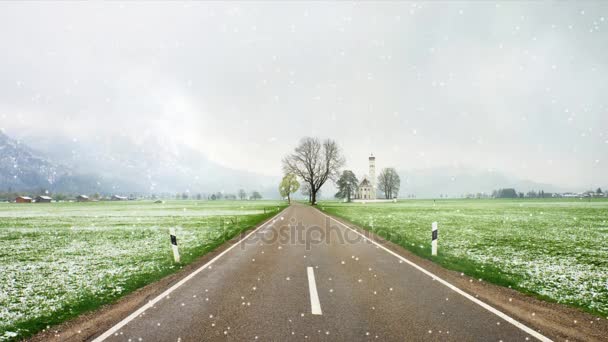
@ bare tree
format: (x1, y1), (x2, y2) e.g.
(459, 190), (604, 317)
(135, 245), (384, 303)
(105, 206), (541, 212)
(377, 167), (400, 199)
(238, 189), (247, 200)
(282, 137), (345, 205)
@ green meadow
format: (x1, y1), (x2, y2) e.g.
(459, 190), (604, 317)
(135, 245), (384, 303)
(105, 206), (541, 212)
(0, 200), (285, 341)
(320, 198), (608, 318)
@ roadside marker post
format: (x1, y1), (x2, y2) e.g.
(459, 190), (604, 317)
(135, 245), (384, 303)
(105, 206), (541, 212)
(170, 228), (180, 263)
(431, 222), (438, 256)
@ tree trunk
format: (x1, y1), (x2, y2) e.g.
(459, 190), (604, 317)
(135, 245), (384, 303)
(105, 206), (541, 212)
(287, 193), (291, 204)
(311, 190), (317, 205)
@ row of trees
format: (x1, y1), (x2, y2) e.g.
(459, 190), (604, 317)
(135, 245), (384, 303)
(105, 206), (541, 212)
(491, 189), (550, 199)
(169, 191), (261, 200)
(280, 137), (401, 204)
(492, 188), (519, 198)
(491, 188), (605, 199)
(207, 190), (262, 200)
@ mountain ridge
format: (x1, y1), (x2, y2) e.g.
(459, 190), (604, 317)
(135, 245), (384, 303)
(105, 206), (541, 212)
(0, 131), (280, 197)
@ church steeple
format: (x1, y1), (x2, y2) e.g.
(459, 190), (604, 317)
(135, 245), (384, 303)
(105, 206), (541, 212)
(369, 154), (376, 199)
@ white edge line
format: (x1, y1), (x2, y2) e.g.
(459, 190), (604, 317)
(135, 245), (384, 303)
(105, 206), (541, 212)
(323, 212), (553, 342)
(306, 267), (323, 315)
(92, 210), (286, 342)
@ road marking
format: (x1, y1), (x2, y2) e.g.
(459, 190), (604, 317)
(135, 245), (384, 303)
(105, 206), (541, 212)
(92, 209), (287, 342)
(307, 267), (323, 315)
(322, 212), (552, 342)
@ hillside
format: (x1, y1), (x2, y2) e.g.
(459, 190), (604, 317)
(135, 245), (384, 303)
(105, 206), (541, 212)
(0, 132), (100, 192)
(1, 131), (278, 197)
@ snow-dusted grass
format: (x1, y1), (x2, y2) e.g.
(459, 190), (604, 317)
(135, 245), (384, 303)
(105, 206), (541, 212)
(0, 200), (285, 341)
(321, 198), (608, 317)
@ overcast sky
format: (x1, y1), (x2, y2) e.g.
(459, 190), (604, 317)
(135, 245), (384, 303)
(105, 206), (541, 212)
(1, 1), (607, 188)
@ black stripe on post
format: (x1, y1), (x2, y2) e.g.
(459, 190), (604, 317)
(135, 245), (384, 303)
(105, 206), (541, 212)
(171, 235), (177, 246)
(432, 230), (438, 241)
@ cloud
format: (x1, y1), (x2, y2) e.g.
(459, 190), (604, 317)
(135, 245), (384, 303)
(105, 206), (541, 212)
(0, 1), (607, 187)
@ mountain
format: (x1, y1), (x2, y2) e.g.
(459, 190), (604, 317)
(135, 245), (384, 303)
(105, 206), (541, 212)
(0, 130), (63, 191)
(0, 131), (107, 194)
(4, 132), (279, 197)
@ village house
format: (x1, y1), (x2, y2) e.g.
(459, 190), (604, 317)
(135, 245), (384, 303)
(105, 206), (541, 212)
(15, 196), (32, 203)
(76, 195), (90, 202)
(35, 195), (52, 203)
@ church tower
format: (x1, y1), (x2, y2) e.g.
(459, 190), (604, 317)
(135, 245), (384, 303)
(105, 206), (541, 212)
(369, 154), (376, 199)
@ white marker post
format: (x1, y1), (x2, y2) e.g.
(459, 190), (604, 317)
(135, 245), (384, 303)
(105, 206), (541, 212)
(431, 222), (438, 256)
(170, 228), (180, 263)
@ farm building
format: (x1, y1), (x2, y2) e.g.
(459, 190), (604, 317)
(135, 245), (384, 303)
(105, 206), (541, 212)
(35, 196), (52, 203)
(111, 195), (128, 201)
(15, 196), (33, 203)
(76, 195), (90, 202)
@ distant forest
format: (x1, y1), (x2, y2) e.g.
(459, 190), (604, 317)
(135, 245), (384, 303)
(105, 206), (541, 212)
(492, 188), (604, 198)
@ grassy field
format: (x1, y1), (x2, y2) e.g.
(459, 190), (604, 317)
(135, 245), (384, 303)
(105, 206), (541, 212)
(0, 200), (286, 341)
(320, 198), (608, 318)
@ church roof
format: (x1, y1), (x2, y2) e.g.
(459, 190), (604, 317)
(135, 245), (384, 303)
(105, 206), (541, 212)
(359, 178), (371, 187)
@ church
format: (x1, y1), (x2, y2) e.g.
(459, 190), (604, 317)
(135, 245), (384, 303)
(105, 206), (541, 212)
(355, 154), (377, 200)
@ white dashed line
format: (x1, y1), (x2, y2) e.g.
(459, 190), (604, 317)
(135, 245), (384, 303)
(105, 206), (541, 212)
(307, 267), (323, 315)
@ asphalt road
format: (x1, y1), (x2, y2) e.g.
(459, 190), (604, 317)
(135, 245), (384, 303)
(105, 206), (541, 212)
(95, 203), (548, 342)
